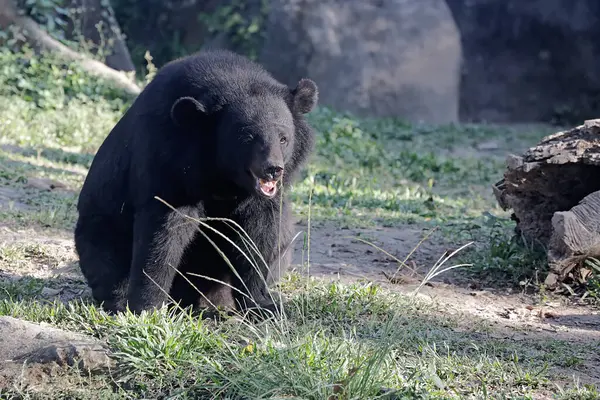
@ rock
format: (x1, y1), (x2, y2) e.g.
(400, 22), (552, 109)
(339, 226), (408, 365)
(476, 140), (500, 151)
(259, 0), (461, 124)
(25, 177), (67, 191)
(0, 186), (29, 211)
(0, 316), (112, 389)
(447, 0), (600, 124)
(40, 287), (63, 297)
(14, 341), (110, 374)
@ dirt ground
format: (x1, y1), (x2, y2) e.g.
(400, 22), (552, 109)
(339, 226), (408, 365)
(291, 222), (599, 332)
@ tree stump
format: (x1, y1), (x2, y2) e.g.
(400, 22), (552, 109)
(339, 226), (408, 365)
(493, 119), (600, 289)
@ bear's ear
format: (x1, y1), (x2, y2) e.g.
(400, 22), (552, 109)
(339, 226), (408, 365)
(170, 96), (207, 127)
(291, 78), (318, 114)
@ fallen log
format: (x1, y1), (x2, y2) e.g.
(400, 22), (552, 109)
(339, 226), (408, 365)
(493, 119), (600, 289)
(0, 0), (141, 97)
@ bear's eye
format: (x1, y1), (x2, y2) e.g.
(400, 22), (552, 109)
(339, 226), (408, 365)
(280, 136), (288, 145)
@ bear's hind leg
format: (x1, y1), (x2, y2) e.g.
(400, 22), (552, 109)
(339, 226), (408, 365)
(74, 215), (132, 313)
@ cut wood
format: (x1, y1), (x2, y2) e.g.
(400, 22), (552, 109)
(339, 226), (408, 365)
(547, 190), (600, 286)
(493, 119), (600, 288)
(0, 0), (140, 97)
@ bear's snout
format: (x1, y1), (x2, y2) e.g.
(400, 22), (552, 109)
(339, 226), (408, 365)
(264, 165), (284, 181)
(253, 163), (284, 198)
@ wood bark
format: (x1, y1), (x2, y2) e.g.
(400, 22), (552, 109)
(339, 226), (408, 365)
(493, 119), (600, 288)
(546, 190), (600, 286)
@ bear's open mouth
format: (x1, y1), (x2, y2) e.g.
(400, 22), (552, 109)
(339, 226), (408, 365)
(257, 178), (278, 197)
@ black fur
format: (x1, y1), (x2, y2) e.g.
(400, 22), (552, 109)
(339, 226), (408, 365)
(74, 50), (318, 315)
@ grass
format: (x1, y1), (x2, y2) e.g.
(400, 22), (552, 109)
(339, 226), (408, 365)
(1, 280), (597, 399)
(451, 213), (549, 288)
(0, 50), (598, 399)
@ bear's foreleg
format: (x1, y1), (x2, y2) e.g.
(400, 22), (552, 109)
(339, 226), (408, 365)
(230, 201), (293, 315)
(126, 203), (203, 313)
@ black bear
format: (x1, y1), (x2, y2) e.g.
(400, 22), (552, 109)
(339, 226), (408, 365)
(74, 49), (318, 315)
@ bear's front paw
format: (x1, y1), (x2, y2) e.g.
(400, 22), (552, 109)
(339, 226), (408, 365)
(241, 301), (285, 322)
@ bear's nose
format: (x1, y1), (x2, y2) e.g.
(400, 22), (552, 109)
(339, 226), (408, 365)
(265, 165), (284, 180)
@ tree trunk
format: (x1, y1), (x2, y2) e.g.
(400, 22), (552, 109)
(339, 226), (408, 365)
(0, 0), (140, 96)
(67, 0), (135, 72)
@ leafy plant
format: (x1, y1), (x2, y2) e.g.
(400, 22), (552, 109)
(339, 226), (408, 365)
(0, 48), (128, 110)
(458, 213), (548, 287)
(583, 257), (600, 301)
(18, 0), (70, 38)
(199, 0), (269, 60)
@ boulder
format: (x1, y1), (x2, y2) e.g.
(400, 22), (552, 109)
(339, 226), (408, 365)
(447, 0), (600, 124)
(259, 0), (462, 124)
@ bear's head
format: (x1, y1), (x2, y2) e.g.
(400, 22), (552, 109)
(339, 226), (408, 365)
(170, 78), (318, 199)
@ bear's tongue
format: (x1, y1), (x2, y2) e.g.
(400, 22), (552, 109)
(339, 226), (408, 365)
(258, 178), (277, 196)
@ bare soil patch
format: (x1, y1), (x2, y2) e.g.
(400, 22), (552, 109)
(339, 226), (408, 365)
(290, 221), (600, 340)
